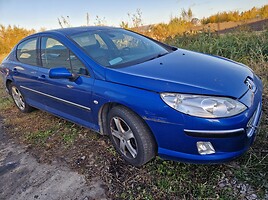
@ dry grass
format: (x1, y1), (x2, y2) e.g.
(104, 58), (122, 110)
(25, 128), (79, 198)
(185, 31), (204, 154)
(0, 54), (8, 63)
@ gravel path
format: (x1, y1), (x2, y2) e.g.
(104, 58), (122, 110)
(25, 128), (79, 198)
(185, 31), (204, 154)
(0, 121), (108, 200)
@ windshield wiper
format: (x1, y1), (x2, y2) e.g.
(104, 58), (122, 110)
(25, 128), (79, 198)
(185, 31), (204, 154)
(132, 52), (169, 66)
(147, 52), (169, 61)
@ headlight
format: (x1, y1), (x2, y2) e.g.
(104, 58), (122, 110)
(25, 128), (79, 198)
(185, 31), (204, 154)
(160, 93), (247, 118)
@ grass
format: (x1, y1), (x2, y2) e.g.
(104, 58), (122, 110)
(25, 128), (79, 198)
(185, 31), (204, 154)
(165, 30), (268, 65)
(26, 130), (54, 145)
(0, 94), (12, 110)
(25, 123), (80, 146)
(149, 161), (226, 199)
(60, 123), (80, 144)
(0, 75), (12, 110)
(0, 30), (267, 199)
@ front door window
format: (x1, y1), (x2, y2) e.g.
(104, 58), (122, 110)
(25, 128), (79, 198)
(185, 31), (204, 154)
(41, 37), (89, 76)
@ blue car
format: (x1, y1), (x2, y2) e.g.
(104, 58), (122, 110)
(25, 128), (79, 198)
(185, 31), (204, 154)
(0, 27), (262, 166)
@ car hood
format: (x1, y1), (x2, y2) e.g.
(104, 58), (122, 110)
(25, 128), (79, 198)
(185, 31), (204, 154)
(105, 49), (254, 98)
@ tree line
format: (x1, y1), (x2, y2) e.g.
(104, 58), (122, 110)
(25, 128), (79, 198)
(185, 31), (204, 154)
(0, 5), (267, 54)
(202, 5), (268, 24)
(0, 25), (34, 54)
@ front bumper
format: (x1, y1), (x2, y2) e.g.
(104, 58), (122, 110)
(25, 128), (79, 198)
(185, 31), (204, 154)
(183, 102), (262, 139)
(147, 104), (262, 164)
(144, 81), (263, 164)
(159, 103), (262, 164)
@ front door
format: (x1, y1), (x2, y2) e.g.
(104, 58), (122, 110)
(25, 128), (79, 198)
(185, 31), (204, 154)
(36, 36), (94, 128)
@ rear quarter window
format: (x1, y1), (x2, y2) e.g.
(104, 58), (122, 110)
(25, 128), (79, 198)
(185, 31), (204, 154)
(16, 38), (38, 66)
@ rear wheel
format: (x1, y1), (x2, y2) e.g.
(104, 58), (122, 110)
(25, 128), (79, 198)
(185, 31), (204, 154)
(10, 83), (33, 113)
(108, 106), (157, 166)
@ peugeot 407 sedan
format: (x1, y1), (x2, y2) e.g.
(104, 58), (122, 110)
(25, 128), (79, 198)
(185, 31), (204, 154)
(0, 27), (263, 166)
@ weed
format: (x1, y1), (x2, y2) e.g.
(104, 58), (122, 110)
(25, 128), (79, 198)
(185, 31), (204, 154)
(0, 95), (12, 110)
(26, 130), (54, 145)
(107, 146), (117, 156)
(0, 80), (12, 110)
(61, 127), (79, 144)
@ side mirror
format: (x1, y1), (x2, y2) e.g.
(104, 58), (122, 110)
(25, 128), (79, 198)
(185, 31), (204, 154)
(49, 67), (79, 81)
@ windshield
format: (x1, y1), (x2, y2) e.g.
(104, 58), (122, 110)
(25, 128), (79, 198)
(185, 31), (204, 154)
(70, 29), (170, 68)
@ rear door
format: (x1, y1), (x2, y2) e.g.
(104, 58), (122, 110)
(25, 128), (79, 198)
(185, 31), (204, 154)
(13, 37), (42, 105)
(36, 36), (95, 127)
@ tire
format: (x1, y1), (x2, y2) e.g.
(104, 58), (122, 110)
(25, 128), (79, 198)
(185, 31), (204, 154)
(9, 83), (33, 113)
(108, 106), (157, 166)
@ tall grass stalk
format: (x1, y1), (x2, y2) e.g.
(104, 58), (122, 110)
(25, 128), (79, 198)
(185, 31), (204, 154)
(165, 30), (268, 65)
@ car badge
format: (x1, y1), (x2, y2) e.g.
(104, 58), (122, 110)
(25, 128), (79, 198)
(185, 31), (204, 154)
(245, 78), (256, 92)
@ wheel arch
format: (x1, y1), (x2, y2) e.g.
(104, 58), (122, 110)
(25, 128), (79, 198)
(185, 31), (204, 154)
(98, 102), (158, 149)
(6, 79), (13, 94)
(98, 102), (119, 136)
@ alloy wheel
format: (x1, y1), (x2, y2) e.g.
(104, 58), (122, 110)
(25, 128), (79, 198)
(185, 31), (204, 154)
(11, 86), (25, 110)
(110, 116), (138, 159)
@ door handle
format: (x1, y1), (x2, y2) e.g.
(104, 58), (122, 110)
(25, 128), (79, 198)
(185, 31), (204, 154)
(66, 84), (74, 89)
(38, 75), (46, 79)
(13, 68), (18, 74)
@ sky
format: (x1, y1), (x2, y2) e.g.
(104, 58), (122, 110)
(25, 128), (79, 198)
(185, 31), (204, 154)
(0, 0), (267, 30)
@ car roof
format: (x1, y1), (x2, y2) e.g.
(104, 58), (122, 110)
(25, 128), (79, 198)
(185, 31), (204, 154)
(37, 26), (121, 36)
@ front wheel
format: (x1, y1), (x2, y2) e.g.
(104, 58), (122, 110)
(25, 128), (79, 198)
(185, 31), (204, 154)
(10, 83), (33, 113)
(108, 106), (157, 166)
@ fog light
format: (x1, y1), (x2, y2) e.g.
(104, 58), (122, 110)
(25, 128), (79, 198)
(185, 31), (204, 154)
(197, 141), (215, 155)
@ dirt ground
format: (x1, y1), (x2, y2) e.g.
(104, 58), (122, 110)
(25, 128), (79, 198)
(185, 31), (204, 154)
(0, 83), (150, 199)
(0, 119), (108, 200)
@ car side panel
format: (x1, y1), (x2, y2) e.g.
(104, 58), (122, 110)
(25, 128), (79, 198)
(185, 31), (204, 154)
(91, 79), (185, 139)
(34, 67), (95, 128)
(91, 79), (262, 163)
(7, 60), (42, 104)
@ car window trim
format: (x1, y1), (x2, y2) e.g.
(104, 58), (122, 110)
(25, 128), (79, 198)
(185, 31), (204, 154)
(39, 35), (91, 77)
(37, 36), (42, 66)
(16, 37), (39, 66)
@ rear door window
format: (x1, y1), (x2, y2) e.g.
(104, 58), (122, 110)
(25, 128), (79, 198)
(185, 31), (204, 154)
(17, 38), (38, 66)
